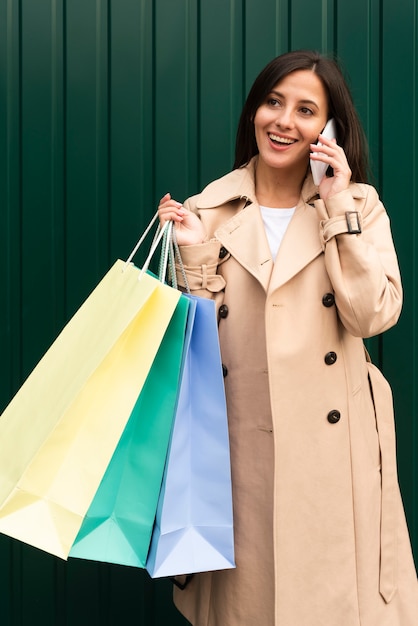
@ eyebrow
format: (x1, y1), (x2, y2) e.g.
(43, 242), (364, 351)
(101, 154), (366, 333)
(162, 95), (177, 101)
(270, 90), (319, 109)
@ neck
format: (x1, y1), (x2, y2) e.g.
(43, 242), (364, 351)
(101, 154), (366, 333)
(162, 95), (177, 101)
(255, 160), (307, 208)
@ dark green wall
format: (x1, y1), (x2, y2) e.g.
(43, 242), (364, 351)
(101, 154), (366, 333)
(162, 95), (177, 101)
(1, 0), (417, 623)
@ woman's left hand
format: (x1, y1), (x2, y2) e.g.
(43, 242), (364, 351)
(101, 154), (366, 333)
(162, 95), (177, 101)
(310, 135), (352, 200)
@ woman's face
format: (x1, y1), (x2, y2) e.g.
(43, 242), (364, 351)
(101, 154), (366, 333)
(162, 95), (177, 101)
(253, 69), (329, 177)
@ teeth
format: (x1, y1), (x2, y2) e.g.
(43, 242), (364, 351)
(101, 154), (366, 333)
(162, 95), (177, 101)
(269, 133), (295, 144)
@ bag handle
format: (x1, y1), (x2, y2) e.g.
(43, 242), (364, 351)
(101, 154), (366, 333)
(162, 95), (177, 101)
(123, 211), (190, 291)
(124, 211), (160, 267)
(160, 222), (191, 293)
(123, 212), (172, 282)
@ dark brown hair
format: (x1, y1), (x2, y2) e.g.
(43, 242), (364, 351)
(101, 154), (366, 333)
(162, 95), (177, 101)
(233, 50), (369, 183)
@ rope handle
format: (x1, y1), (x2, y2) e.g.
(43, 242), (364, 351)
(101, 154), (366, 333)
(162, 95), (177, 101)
(124, 211), (160, 267)
(123, 212), (189, 292)
(171, 226), (190, 293)
(160, 222), (190, 293)
(123, 212), (172, 282)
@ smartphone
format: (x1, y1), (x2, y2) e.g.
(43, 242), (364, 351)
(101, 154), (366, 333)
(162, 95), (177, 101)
(310, 118), (337, 185)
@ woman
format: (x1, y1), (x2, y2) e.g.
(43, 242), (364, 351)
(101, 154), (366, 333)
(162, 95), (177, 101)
(158, 50), (418, 625)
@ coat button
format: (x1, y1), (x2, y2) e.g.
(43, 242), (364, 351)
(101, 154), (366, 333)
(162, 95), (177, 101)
(219, 304), (229, 318)
(322, 293), (335, 307)
(327, 410), (341, 424)
(324, 351), (337, 365)
(222, 364), (228, 377)
(219, 246), (228, 259)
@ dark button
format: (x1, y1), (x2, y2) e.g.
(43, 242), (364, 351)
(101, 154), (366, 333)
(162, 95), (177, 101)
(219, 246), (228, 259)
(222, 364), (228, 377)
(324, 351), (337, 365)
(171, 574), (194, 590)
(219, 304), (229, 318)
(322, 292), (335, 307)
(327, 410), (341, 424)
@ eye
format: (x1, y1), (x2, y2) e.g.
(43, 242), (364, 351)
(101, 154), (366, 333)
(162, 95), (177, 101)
(267, 97), (281, 107)
(299, 106), (314, 115)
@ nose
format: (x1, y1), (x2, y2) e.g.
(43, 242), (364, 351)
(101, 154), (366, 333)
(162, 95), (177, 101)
(276, 107), (295, 129)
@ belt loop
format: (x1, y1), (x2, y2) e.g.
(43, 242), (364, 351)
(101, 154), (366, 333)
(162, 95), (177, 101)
(201, 264), (208, 289)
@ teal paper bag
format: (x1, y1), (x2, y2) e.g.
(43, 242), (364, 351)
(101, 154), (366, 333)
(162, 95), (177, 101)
(69, 294), (189, 567)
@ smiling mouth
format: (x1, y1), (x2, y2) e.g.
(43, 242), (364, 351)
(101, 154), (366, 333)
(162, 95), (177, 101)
(268, 133), (296, 145)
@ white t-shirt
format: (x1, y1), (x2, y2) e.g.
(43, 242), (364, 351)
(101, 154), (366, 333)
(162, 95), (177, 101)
(260, 206), (296, 261)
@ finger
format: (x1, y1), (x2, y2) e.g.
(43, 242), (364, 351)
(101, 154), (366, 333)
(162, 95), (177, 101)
(158, 204), (185, 224)
(159, 194), (182, 209)
(310, 143), (348, 167)
(158, 192), (182, 211)
(310, 150), (333, 165)
(311, 140), (339, 155)
(318, 134), (338, 147)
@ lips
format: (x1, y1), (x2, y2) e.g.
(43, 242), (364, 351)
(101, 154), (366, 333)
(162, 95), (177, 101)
(268, 132), (297, 145)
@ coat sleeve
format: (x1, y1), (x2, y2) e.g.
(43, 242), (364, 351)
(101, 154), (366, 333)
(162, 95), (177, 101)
(314, 185), (403, 338)
(174, 196), (227, 306)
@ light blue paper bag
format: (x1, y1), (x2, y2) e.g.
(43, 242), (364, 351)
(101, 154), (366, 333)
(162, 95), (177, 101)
(146, 295), (235, 578)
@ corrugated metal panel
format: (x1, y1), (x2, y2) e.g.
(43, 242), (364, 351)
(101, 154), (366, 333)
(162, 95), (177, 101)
(0, 0), (417, 623)
(379, 0), (418, 551)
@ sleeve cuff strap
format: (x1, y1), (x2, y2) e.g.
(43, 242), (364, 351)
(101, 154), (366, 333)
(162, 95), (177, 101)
(320, 211), (362, 245)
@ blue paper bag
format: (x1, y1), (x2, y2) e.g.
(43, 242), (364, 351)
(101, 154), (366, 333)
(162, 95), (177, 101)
(146, 295), (235, 578)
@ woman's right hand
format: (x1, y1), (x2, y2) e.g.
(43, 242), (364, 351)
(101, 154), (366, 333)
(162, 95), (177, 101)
(158, 193), (207, 246)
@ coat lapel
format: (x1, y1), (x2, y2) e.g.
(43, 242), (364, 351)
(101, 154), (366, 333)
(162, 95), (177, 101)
(267, 180), (367, 295)
(267, 198), (323, 295)
(195, 158), (324, 294)
(196, 159), (274, 292)
(215, 203), (274, 292)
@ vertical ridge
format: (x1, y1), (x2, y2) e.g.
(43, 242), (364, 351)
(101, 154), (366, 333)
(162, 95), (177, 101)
(50, 0), (66, 335)
(412, 0), (418, 545)
(95, 0), (110, 272)
(196, 0), (202, 188)
(6, 0), (22, 395)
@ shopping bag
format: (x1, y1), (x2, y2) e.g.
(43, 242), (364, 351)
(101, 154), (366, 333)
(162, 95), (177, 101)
(146, 294), (235, 578)
(69, 294), (190, 567)
(0, 220), (181, 559)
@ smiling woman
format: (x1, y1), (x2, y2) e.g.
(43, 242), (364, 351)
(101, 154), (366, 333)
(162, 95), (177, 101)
(0, 0), (417, 622)
(234, 50), (369, 184)
(157, 49), (418, 626)
(252, 70), (328, 206)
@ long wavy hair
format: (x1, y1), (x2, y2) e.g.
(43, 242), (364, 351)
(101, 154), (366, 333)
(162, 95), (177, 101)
(233, 50), (369, 183)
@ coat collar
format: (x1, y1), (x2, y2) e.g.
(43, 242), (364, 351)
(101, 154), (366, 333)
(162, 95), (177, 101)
(196, 156), (367, 208)
(195, 159), (258, 209)
(196, 157), (366, 294)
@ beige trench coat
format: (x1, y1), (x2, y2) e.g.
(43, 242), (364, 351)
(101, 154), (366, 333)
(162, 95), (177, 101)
(172, 158), (418, 625)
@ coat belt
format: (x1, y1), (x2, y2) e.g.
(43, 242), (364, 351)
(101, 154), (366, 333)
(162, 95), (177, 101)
(366, 359), (398, 603)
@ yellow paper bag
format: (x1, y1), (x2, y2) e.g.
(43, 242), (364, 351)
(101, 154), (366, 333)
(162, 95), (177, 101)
(0, 259), (180, 558)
